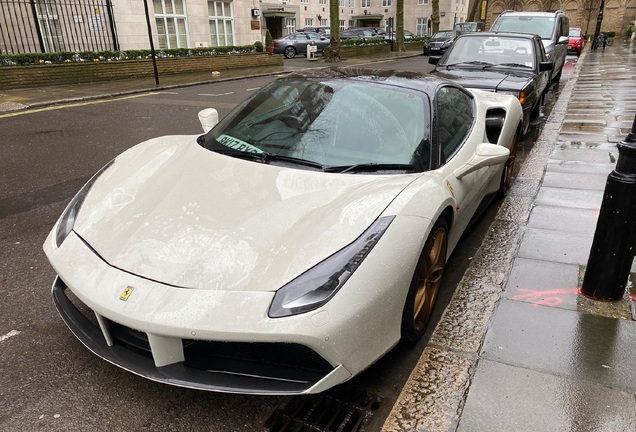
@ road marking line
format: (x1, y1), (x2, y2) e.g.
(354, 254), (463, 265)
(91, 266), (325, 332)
(0, 330), (21, 343)
(198, 92), (234, 97)
(0, 93), (159, 119)
(158, 91), (180, 94)
(246, 87), (260, 92)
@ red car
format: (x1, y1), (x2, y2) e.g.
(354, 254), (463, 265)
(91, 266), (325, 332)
(568, 28), (584, 56)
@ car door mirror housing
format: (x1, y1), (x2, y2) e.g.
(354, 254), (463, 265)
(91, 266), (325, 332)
(454, 143), (510, 179)
(539, 61), (554, 72)
(198, 108), (219, 133)
(429, 56), (441, 65)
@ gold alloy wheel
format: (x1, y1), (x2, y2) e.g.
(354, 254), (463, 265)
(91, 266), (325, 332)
(413, 225), (447, 332)
(501, 132), (519, 194)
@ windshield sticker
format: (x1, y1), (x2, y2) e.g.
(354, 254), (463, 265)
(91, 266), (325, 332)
(217, 134), (263, 153)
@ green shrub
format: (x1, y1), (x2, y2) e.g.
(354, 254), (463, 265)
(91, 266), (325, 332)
(265, 29), (273, 47)
(254, 41), (264, 52)
(0, 45), (259, 66)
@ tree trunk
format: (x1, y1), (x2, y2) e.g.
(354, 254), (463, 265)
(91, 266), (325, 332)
(325, 0), (341, 62)
(396, 0), (404, 51)
(432, 0), (440, 33)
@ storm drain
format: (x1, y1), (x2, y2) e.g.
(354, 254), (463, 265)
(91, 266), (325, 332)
(263, 386), (384, 432)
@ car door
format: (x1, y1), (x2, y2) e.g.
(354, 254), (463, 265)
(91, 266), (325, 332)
(307, 32), (329, 51)
(435, 85), (495, 233)
(534, 38), (551, 96)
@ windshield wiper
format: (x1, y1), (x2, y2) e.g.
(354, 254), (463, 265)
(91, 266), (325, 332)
(446, 61), (494, 69)
(212, 147), (325, 170)
(488, 62), (532, 69)
(324, 163), (414, 174)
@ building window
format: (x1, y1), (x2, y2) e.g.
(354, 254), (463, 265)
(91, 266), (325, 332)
(348, 19), (354, 27)
(320, 19), (328, 26)
(361, 0), (370, 7)
(154, 0), (188, 49)
(305, 18), (313, 26)
(348, 0), (355, 7)
(301, 0), (310, 4)
(339, 20), (346, 30)
(416, 17), (428, 36)
(208, 1), (234, 47)
(285, 18), (296, 35)
(319, 0), (327, 5)
(382, 0), (391, 6)
(34, 1), (64, 52)
(417, 0), (429, 4)
(339, 0), (345, 6)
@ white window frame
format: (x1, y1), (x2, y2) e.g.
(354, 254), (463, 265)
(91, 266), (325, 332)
(154, 0), (189, 49)
(301, 0), (310, 4)
(348, 0), (355, 7)
(361, 0), (370, 7)
(305, 18), (313, 26)
(319, 0), (327, 5)
(417, 0), (429, 5)
(285, 17), (296, 35)
(34, 1), (64, 52)
(339, 20), (346, 31)
(382, 0), (391, 6)
(416, 17), (428, 36)
(320, 19), (328, 26)
(208, 1), (235, 47)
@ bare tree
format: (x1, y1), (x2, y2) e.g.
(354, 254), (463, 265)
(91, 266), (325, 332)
(325, 0), (341, 61)
(581, 0), (602, 36)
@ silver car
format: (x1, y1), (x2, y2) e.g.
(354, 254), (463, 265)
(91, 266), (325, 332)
(272, 32), (330, 59)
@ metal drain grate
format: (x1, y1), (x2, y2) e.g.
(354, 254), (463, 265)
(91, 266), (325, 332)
(263, 386), (384, 432)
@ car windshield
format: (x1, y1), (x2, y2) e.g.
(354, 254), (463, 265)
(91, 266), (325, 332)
(569, 28), (581, 37)
(491, 16), (555, 39)
(201, 79), (432, 172)
(433, 31), (454, 39)
(444, 37), (535, 68)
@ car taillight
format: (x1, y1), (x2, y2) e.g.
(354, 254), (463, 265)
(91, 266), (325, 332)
(273, 41), (279, 46)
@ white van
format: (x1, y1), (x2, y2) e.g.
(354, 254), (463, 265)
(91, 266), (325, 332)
(490, 10), (569, 84)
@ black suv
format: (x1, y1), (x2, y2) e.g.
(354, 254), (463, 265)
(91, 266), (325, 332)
(490, 10), (569, 84)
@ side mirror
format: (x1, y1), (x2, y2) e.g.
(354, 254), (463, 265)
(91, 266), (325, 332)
(454, 143), (510, 179)
(557, 36), (569, 44)
(198, 108), (219, 133)
(539, 61), (554, 72)
(428, 56), (441, 65)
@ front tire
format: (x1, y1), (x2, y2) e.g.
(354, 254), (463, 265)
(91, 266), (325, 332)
(284, 46), (297, 59)
(401, 219), (448, 343)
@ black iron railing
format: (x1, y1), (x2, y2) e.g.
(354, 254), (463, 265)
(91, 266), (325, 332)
(0, 0), (119, 54)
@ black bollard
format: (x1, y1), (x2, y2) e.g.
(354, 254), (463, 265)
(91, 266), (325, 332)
(582, 114), (636, 300)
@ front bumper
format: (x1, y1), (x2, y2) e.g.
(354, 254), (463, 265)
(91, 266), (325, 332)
(44, 219), (422, 394)
(52, 276), (345, 394)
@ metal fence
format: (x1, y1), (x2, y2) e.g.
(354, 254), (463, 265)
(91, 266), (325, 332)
(0, 0), (119, 54)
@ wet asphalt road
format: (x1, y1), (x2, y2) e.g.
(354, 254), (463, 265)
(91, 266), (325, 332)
(0, 54), (577, 431)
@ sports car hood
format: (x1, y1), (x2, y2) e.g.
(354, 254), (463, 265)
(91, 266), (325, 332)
(432, 68), (531, 92)
(72, 137), (416, 292)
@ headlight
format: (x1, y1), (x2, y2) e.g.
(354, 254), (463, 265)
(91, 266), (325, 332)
(442, 40), (452, 47)
(499, 90), (527, 106)
(55, 159), (115, 247)
(269, 216), (394, 318)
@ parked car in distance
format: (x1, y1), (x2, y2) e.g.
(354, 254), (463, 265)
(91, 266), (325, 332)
(272, 32), (330, 58)
(298, 26), (331, 37)
(454, 22), (485, 32)
(568, 27), (584, 56)
(340, 27), (385, 40)
(490, 10), (569, 83)
(429, 32), (553, 135)
(423, 30), (461, 55)
(44, 67), (522, 396)
(385, 30), (416, 41)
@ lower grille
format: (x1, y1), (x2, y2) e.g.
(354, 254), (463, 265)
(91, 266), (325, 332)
(52, 277), (335, 393)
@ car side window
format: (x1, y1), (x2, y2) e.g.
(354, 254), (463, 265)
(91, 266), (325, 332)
(436, 86), (474, 163)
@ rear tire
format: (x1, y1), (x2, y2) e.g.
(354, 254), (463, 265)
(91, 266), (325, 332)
(401, 219), (448, 343)
(498, 129), (519, 197)
(284, 46), (297, 59)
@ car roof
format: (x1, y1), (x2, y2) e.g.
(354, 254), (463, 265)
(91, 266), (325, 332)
(283, 66), (454, 95)
(458, 31), (539, 40)
(498, 10), (565, 17)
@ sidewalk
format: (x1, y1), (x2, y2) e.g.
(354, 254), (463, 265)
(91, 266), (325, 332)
(383, 41), (636, 431)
